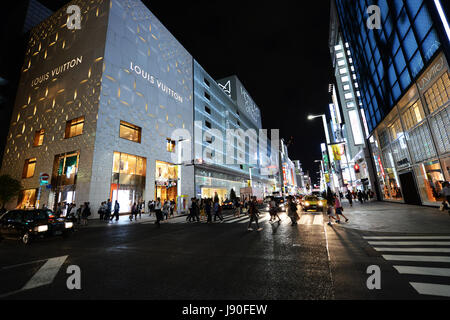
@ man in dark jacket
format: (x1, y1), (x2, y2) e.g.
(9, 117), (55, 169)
(247, 197), (262, 232)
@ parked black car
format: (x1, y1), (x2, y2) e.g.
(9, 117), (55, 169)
(0, 209), (74, 245)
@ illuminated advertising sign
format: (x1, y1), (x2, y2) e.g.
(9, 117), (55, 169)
(282, 164), (288, 186)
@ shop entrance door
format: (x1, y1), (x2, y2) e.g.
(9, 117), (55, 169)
(399, 171), (421, 205)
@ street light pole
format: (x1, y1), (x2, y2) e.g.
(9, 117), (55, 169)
(308, 114), (336, 192)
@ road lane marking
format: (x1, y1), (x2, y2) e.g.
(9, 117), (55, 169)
(299, 215), (310, 225)
(409, 283), (450, 298)
(382, 255), (450, 263)
(21, 256), (68, 291)
(1, 259), (50, 271)
(369, 241), (450, 246)
(364, 236), (450, 240)
(394, 266), (450, 277)
(373, 247), (450, 253)
(313, 215), (324, 225)
(0, 256), (68, 298)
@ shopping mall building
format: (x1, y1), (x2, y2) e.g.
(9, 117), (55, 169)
(331, 0), (450, 206)
(0, 0), (275, 213)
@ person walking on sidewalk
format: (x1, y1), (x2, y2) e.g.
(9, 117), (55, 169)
(205, 199), (212, 224)
(162, 201), (170, 221)
(170, 200), (175, 219)
(326, 191), (338, 226)
(199, 199), (206, 222)
(334, 195), (349, 224)
(287, 196), (299, 226)
(247, 197), (263, 232)
(81, 202), (91, 226)
(441, 182), (450, 214)
(154, 198), (162, 226)
(346, 190), (353, 207)
(111, 200), (120, 222)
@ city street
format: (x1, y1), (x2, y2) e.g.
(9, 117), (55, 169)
(1, 201), (449, 300)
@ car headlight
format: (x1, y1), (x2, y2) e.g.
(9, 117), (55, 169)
(319, 202), (324, 207)
(305, 202), (310, 206)
(34, 225), (48, 233)
(65, 222), (73, 229)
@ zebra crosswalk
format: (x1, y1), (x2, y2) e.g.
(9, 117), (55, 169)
(140, 213), (325, 226)
(364, 235), (450, 298)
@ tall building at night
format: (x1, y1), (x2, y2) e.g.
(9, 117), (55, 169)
(0, 0), (275, 213)
(193, 68), (275, 201)
(331, 0), (450, 206)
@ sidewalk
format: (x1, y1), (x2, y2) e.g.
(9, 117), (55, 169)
(337, 200), (450, 234)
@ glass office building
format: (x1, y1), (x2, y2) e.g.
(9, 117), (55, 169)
(334, 0), (450, 206)
(193, 63), (275, 201)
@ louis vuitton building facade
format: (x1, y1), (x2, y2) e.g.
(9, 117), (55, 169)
(1, 0), (195, 213)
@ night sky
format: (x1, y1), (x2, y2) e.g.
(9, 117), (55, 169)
(141, 0), (335, 184)
(11, 0), (336, 185)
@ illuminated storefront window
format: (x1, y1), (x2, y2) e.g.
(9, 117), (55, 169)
(155, 160), (178, 204)
(51, 151), (80, 207)
(441, 157), (450, 181)
(414, 160), (446, 205)
(17, 189), (37, 209)
(382, 148), (403, 201)
(111, 152), (147, 213)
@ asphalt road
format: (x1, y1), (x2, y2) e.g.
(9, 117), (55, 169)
(1, 203), (449, 300)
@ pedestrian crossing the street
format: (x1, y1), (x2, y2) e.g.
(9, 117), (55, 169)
(364, 235), (450, 298)
(139, 213), (325, 226)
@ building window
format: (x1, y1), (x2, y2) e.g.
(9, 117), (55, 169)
(237, 121), (241, 127)
(237, 110), (240, 116)
(389, 119), (403, 141)
(65, 116), (84, 139)
(111, 152), (147, 214)
(204, 92), (211, 101)
(205, 106), (211, 115)
(33, 129), (45, 147)
(167, 139), (176, 153)
(205, 121), (212, 129)
(22, 158), (36, 179)
(344, 93), (353, 100)
(204, 78), (210, 87)
(120, 121), (142, 143)
(402, 100), (425, 131)
(206, 135), (213, 144)
(423, 72), (450, 114)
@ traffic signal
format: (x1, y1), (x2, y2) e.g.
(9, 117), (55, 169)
(354, 164), (360, 174)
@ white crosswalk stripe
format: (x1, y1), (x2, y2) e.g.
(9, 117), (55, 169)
(410, 283), (450, 298)
(394, 266), (450, 277)
(369, 241), (450, 246)
(364, 236), (450, 240)
(364, 235), (450, 298)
